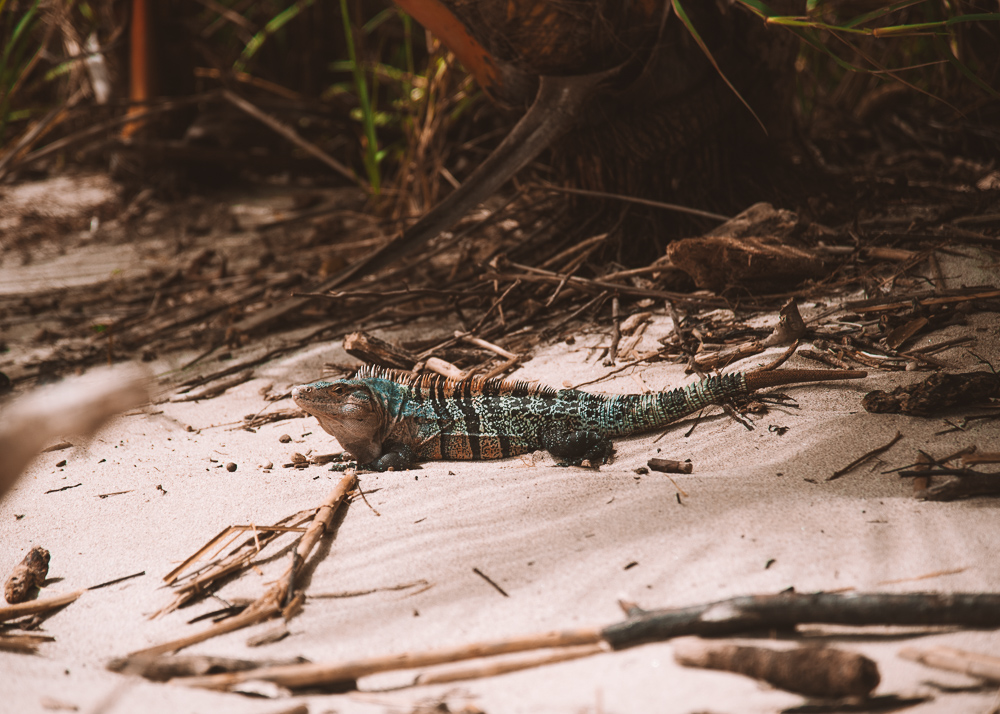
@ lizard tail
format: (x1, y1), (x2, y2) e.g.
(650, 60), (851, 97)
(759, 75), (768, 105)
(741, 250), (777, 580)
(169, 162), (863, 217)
(744, 368), (867, 391)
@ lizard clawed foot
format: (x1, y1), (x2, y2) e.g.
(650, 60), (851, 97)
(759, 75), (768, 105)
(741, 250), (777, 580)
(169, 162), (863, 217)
(545, 430), (614, 469)
(366, 441), (418, 472)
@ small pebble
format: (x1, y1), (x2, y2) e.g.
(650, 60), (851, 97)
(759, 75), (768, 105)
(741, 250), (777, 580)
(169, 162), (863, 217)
(263, 462), (273, 470)
(226, 462), (237, 472)
(279, 434), (292, 443)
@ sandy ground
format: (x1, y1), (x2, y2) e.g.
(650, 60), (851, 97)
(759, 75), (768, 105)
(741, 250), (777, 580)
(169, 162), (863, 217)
(3, 248), (1000, 714)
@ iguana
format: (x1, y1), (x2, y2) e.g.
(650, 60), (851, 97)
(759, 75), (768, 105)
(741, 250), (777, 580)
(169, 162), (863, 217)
(291, 365), (866, 472)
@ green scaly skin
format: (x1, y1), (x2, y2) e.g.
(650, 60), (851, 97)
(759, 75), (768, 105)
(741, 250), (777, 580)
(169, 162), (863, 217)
(291, 365), (866, 472)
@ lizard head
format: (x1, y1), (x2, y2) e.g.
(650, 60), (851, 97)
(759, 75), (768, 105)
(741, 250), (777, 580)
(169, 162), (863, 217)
(291, 379), (389, 463)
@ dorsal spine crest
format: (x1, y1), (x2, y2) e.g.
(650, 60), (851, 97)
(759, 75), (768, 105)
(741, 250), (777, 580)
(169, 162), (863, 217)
(353, 364), (559, 399)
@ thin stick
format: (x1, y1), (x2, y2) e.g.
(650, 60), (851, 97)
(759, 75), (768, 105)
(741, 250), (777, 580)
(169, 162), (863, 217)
(472, 567), (509, 597)
(88, 571), (145, 590)
(899, 645), (1000, 682)
(828, 432), (903, 481)
(571, 348), (670, 390)
(7, 93), (214, 175)
(494, 264), (726, 307)
(129, 600), (283, 659)
(534, 184), (730, 223)
(280, 472), (358, 600)
(221, 89), (357, 184)
(163, 521), (308, 586)
(604, 296), (621, 366)
(964, 452), (1000, 465)
(480, 355), (521, 381)
(176, 628), (603, 690)
(457, 332), (517, 360)
(848, 288), (1000, 313)
(0, 589), (85, 623)
(411, 643), (608, 687)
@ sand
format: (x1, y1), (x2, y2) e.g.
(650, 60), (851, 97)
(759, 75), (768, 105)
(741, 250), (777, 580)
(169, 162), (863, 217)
(2, 248), (999, 714)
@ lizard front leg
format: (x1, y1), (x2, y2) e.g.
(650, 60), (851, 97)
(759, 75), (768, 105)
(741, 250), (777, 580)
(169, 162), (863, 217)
(542, 429), (614, 468)
(365, 441), (417, 472)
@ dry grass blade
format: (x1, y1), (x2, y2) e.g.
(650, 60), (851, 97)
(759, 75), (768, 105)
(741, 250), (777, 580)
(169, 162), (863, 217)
(161, 521), (309, 585)
(133, 472), (356, 657)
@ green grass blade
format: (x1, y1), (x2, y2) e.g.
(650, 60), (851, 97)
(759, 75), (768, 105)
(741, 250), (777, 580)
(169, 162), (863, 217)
(234, 0), (314, 73)
(672, 0), (766, 133)
(339, 0), (380, 193)
(874, 14), (1000, 37)
(936, 34), (1000, 99)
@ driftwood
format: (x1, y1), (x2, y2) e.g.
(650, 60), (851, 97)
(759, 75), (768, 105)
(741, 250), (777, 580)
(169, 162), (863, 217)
(606, 592), (1000, 648)
(4, 546), (50, 604)
(673, 638), (879, 699)
(166, 591), (1000, 692)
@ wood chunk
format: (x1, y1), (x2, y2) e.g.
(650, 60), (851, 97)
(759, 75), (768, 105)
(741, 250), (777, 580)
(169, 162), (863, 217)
(665, 203), (827, 292)
(762, 298), (806, 347)
(343, 331), (418, 371)
(862, 371), (1000, 416)
(4, 546), (50, 604)
(674, 638), (880, 699)
(647, 459), (693, 474)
